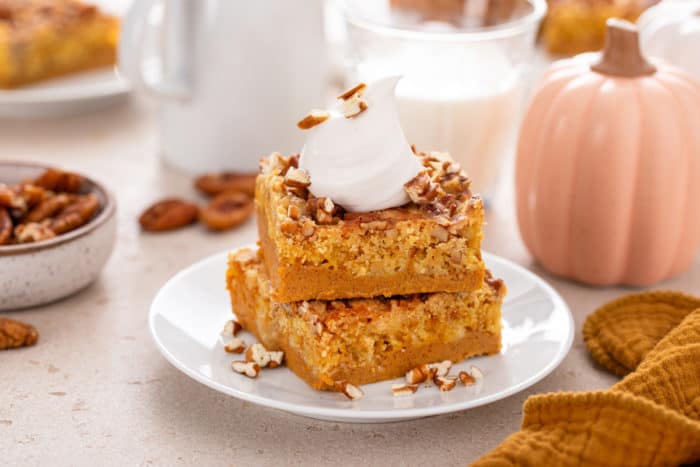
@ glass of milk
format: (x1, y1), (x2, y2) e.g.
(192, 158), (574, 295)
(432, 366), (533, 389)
(341, 0), (546, 199)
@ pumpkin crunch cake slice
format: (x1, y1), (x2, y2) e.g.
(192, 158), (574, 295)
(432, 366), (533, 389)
(227, 247), (504, 390)
(0, 0), (119, 88)
(256, 151), (485, 303)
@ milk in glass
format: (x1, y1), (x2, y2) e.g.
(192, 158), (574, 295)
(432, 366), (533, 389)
(357, 43), (524, 198)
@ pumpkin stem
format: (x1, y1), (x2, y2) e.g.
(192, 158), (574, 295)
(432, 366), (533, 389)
(591, 19), (656, 77)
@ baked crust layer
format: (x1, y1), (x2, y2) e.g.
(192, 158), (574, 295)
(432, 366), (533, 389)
(256, 151), (485, 302)
(227, 247), (505, 391)
(0, 0), (119, 88)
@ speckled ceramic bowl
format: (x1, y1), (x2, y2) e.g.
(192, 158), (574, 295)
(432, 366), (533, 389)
(0, 162), (117, 310)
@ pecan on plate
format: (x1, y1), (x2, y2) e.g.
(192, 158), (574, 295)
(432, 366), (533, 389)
(49, 193), (100, 235)
(194, 172), (257, 197)
(139, 198), (199, 232)
(0, 207), (11, 245)
(0, 318), (39, 350)
(199, 192), (253, 231)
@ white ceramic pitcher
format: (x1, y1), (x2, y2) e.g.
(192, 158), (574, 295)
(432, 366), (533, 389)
(119, 0), (328, 174)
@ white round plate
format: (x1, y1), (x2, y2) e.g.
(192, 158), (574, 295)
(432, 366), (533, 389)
(0, 0), (131, 118)
(150, 248), (574, 423)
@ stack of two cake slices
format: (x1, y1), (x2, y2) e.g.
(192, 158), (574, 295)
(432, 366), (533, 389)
(227, 151), (506, 391)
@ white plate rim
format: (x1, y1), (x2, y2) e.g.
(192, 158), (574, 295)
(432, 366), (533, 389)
(149, 248), (574, 421)
(0, 69), (129, 103)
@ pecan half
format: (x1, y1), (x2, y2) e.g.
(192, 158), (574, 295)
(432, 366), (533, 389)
(139, 198), (198, 232)
(49, 193), (100, 234)
(0, 184), (45, 213)
(194, 172), (257, 197)
(199, 192), (253, 231)
(14, 222), (56, 243)
(0, 208), (11, 245)
(0, 318), (39, 350)
(24, 193), (73, 223)
(33, 168), (84, 193)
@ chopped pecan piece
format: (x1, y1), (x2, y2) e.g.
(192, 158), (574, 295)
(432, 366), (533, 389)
(288, 154), (300, 169)
(428, 360), (452, 377)
(306, 197), (343, 225)
(224, 337), (246, 354)
(297, 110), (331, 130)
(404, 171), (440, 204)
(287, 204), (301, 220)
(458, 370), (476, 386)
(392, 384), (418, 397)
(50, 193), (100, 234)
(231, 361), (260, 378)
(245, 343), (271, 368)
(431, 225), (449, 242)
(469, 365), (484, 383)
(336, 381), (364, 400)
(199, 192), (253, 231)
(284, 168), (311, 188)
(406, 364), (431, 384)
(0, 318), (39, 350)
(194, 172), (257, 197)
(434, 375), (457, 392)
(315, 209), (333, 225)
(343, 94), (368, 118)
(14, 222), (56, 243)
(338, 82), (367, 100)
(301, 219), (315, 237)
(221, 320), (242, 337)
(267, 351), (284, 368)
(139, 198), (199, 232)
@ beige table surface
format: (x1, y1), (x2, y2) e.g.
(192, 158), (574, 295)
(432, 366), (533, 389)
(1, 97), (699, 467)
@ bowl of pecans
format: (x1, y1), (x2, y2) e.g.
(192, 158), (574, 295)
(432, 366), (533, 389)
(0, 162), (116, 311)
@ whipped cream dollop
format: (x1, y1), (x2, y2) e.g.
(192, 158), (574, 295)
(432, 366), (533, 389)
(299, 76), (424, 213)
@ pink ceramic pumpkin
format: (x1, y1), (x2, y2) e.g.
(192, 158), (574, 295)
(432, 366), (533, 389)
(516, 19), (700, 286)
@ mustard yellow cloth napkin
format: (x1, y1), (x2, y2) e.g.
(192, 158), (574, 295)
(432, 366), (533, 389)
(472, 292), (700, 467)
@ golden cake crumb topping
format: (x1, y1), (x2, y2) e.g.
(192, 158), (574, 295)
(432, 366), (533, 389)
(259, 150), (478, 234)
